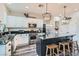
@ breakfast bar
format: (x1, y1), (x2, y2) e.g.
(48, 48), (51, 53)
(36, 35), (75, 56)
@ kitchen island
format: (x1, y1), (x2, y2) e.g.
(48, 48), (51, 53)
(36, 34), (75, 56)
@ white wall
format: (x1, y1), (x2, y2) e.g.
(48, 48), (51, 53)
(58, 11), (79, 43)
(69, 13), (78, 34)
(69, 12), (79, 42)
(56, 13), (77, 36)
(59, 23), (70, 35)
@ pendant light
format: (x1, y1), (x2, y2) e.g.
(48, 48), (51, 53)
(62, 6), (71, 24)
(42, 3), (51, 21)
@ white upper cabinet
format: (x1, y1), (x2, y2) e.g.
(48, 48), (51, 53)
(6, 16), (43, 28)
(6, 16), (28, 27)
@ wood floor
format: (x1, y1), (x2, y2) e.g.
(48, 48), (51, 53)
(13, 44), (79, 56)
(14, 44), (38, 56)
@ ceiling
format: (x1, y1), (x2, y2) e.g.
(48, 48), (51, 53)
(5, 3), (79, 17)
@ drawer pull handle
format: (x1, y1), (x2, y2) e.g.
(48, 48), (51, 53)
(8, 49), (11, 52)
(9, 44), (11, 46)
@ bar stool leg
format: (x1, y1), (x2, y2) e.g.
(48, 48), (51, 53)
(71, 42), (74, 55)
(50, 48), (52, 56)
(57, 48), (59, 56)
(46, 47), (48, 56)
(53, 48), (54, 56)
(76, 41), (79, 52)
(73, 43), (75, 56)
(63, 45), (65, 56)
(59, 44), (60, 49)
(67, 44), (70, 55)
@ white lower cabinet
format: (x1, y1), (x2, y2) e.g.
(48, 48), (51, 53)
(0, 45), (6, 56)
(0, 41), (11, 56)
(5, 41), (11, 56)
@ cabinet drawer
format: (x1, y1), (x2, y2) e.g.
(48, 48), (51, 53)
(5, 41), (11, 56)
(6, 41), (11, 48)
(6, 49), (11, 56)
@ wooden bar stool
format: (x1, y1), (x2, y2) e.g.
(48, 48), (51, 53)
(70, 41), (79, 55)
(46, 44), (59, 56)
(59, 42), (70, 56)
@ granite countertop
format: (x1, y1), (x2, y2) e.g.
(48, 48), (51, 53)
(0, 31), (44, 35)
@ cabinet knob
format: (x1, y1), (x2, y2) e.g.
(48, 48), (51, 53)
(8, 44), (11, 46)
(8, 49), (11, 52)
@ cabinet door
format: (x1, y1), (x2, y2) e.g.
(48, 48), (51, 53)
(6, 41), (11, 56)
(0, 45), (6, 56)
(7, 16), (27, 27)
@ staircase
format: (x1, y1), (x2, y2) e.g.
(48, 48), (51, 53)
(14, 44), (38, 56)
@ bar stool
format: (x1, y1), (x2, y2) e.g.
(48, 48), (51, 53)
(70, 41), (79, 55)
(59, 42), (70, 56)
(46, 44), (59, 56)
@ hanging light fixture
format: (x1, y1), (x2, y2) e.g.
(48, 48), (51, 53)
(42, 3), (51, 21)
(62, 6), (72, 24)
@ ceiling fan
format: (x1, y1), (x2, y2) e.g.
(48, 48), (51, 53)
(24, 13), (36, 18)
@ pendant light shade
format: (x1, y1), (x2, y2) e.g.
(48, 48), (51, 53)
(62, 6), (71, 24)
(43, 13), (51, 21)
(42, 3), (51, 21)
